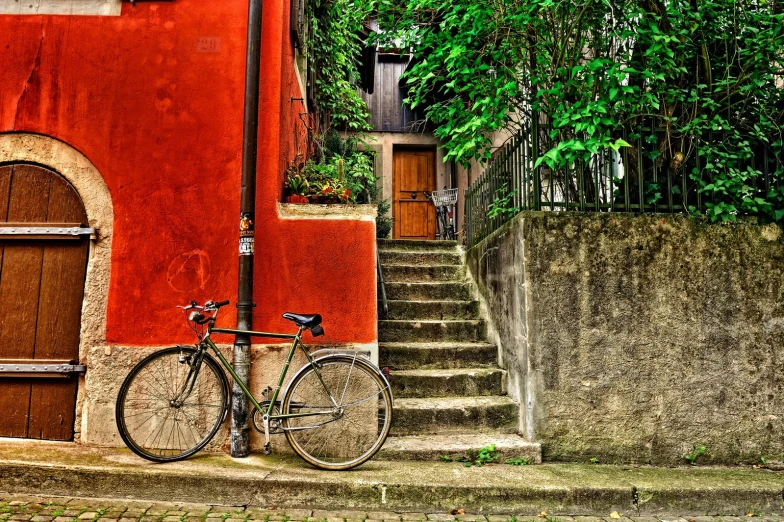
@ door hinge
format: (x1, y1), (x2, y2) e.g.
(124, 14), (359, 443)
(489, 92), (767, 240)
(0, 359), (86, 378)
(0, 223), (95, 240)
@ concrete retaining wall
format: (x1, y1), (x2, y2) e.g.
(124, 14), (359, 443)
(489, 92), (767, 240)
(466, 212), (784, 465)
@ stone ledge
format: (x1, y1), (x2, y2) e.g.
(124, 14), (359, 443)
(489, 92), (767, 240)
(2, 441), (784, 515)
(278, 202), (377, 221)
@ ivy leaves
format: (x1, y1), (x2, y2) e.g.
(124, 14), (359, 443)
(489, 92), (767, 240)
(372, 0), (784, 223)
(308, 0), (371, 131)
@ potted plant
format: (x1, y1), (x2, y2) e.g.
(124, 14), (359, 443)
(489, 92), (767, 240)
(285, 174), (310, 204)
(283, 134), (375, 206)
(316, 180), (352, 204)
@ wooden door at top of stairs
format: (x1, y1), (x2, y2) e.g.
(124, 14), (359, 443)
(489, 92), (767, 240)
(0, 164), (89, 441)
(393, 148), (436, 240)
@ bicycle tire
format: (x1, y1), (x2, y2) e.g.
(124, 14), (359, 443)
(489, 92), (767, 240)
(435, 208), (447, 240)
(282, 355), (393, 470)
(116, 346), (229, 462)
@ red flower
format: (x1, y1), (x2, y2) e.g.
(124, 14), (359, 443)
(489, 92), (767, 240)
(321, 186), (333, 195)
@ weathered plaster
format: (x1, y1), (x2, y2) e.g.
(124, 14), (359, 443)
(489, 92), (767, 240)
(0, 132), (114, 442)
(468, 212), (784, 464)
(277, 202), (377, 220)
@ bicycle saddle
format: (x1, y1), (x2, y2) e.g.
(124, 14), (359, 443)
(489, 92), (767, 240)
(282, 312), (322, 328)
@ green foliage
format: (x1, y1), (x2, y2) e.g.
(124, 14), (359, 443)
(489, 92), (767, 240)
(442, 448), (529, 468)
(286, 174), (309, 196)
(286, 0), (379, 208)
(487, 183), (519, 220)
(371, 0), (784, 223)
(376, 198), (393, 238)
(291, 132), (376, 203)
(453, 444), (501, 466)
(308, 0), (371, 131)
(589, 457), (600, 464)
(684, 444), (708, 465)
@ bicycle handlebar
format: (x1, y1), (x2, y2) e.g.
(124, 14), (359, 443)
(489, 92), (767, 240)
(178, 299), (230, 312)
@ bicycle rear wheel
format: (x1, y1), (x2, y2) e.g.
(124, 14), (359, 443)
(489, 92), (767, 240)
(282, 355), (393, 470)
(116, 346), (229, 462)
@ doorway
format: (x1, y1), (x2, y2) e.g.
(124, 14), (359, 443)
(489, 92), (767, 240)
(0, 163), (89, 441)
(392, 147), (436, 240)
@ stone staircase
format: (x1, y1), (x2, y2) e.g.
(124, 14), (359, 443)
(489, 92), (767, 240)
(375, 239), (541, 463)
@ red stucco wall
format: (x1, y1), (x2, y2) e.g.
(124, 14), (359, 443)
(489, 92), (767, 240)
(0, 1), (377, 345)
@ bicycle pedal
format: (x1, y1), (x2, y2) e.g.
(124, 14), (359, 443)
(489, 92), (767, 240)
(263, 442), (271, 456)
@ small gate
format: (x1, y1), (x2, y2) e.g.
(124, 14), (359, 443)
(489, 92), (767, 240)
(0, 163), (91, 441)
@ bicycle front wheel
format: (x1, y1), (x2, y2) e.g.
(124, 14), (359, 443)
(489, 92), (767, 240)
(282, 355), (393, 470)
(116, 346), (229, 462)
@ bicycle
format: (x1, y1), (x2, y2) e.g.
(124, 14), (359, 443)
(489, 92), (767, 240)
(426, 188), (458, 240)
(115, 299), (393, 470)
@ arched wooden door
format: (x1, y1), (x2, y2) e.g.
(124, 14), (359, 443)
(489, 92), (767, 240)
(0, 164), (90, 441)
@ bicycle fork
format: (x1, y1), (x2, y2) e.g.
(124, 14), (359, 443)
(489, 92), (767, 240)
(170, 347), (205, 408)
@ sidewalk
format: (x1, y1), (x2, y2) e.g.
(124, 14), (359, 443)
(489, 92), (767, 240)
(1, 440), (783, 516)
(2, 493), (784, 522)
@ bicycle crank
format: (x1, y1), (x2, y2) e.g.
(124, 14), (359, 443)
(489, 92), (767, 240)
(250, 402), (284, 434)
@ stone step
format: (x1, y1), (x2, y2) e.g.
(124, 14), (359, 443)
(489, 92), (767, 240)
(391, 395), (518, 435)
(379, 320), (486, 342)
(4, 439), (778, 514)
(378, 239), (458, 252)
(379, 250), (462, 266)
(377, 433), (542, 463)
(390, 368), (506, 398)
(381, 264), (466, 283)
(385, 282), (472, 301)
(380, 300), (480, 320)
(379, 341), (497, 369)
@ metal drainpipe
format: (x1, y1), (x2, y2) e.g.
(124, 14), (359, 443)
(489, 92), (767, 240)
(232, 0), (263, 458)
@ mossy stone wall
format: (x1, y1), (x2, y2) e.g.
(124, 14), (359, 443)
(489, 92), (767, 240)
(466, 212), (784, 464)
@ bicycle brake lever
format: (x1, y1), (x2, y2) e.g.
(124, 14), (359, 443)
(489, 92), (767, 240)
(177, 302), (204, 311)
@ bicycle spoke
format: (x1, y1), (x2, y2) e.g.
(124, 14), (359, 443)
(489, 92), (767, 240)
(338, 357), (356, 406)
(117, 348), (227, 462)
(283, 358), (392, 469)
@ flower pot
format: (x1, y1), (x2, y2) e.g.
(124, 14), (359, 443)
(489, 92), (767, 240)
(285, 194), (310, 204)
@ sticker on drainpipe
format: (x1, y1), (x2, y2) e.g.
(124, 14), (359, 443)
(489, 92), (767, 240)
(239, 212), (254, 256)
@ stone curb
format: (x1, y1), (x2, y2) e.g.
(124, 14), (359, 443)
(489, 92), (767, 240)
(1, 443), (784, 516)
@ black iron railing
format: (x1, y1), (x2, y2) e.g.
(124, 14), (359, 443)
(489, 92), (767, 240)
(465, 119), (782, 248)
(376, 245), (388, 319)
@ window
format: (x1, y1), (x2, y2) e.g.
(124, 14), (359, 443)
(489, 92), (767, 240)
(0, 0), (121, 16)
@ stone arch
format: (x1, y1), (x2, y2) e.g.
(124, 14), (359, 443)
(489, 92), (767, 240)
(0, 132), (113, 371)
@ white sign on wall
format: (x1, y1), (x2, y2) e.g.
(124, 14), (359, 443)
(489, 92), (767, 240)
(0, 0), (121, 16)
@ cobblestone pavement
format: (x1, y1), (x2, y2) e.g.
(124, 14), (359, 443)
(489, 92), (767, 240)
(1, 493), (783, 522)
